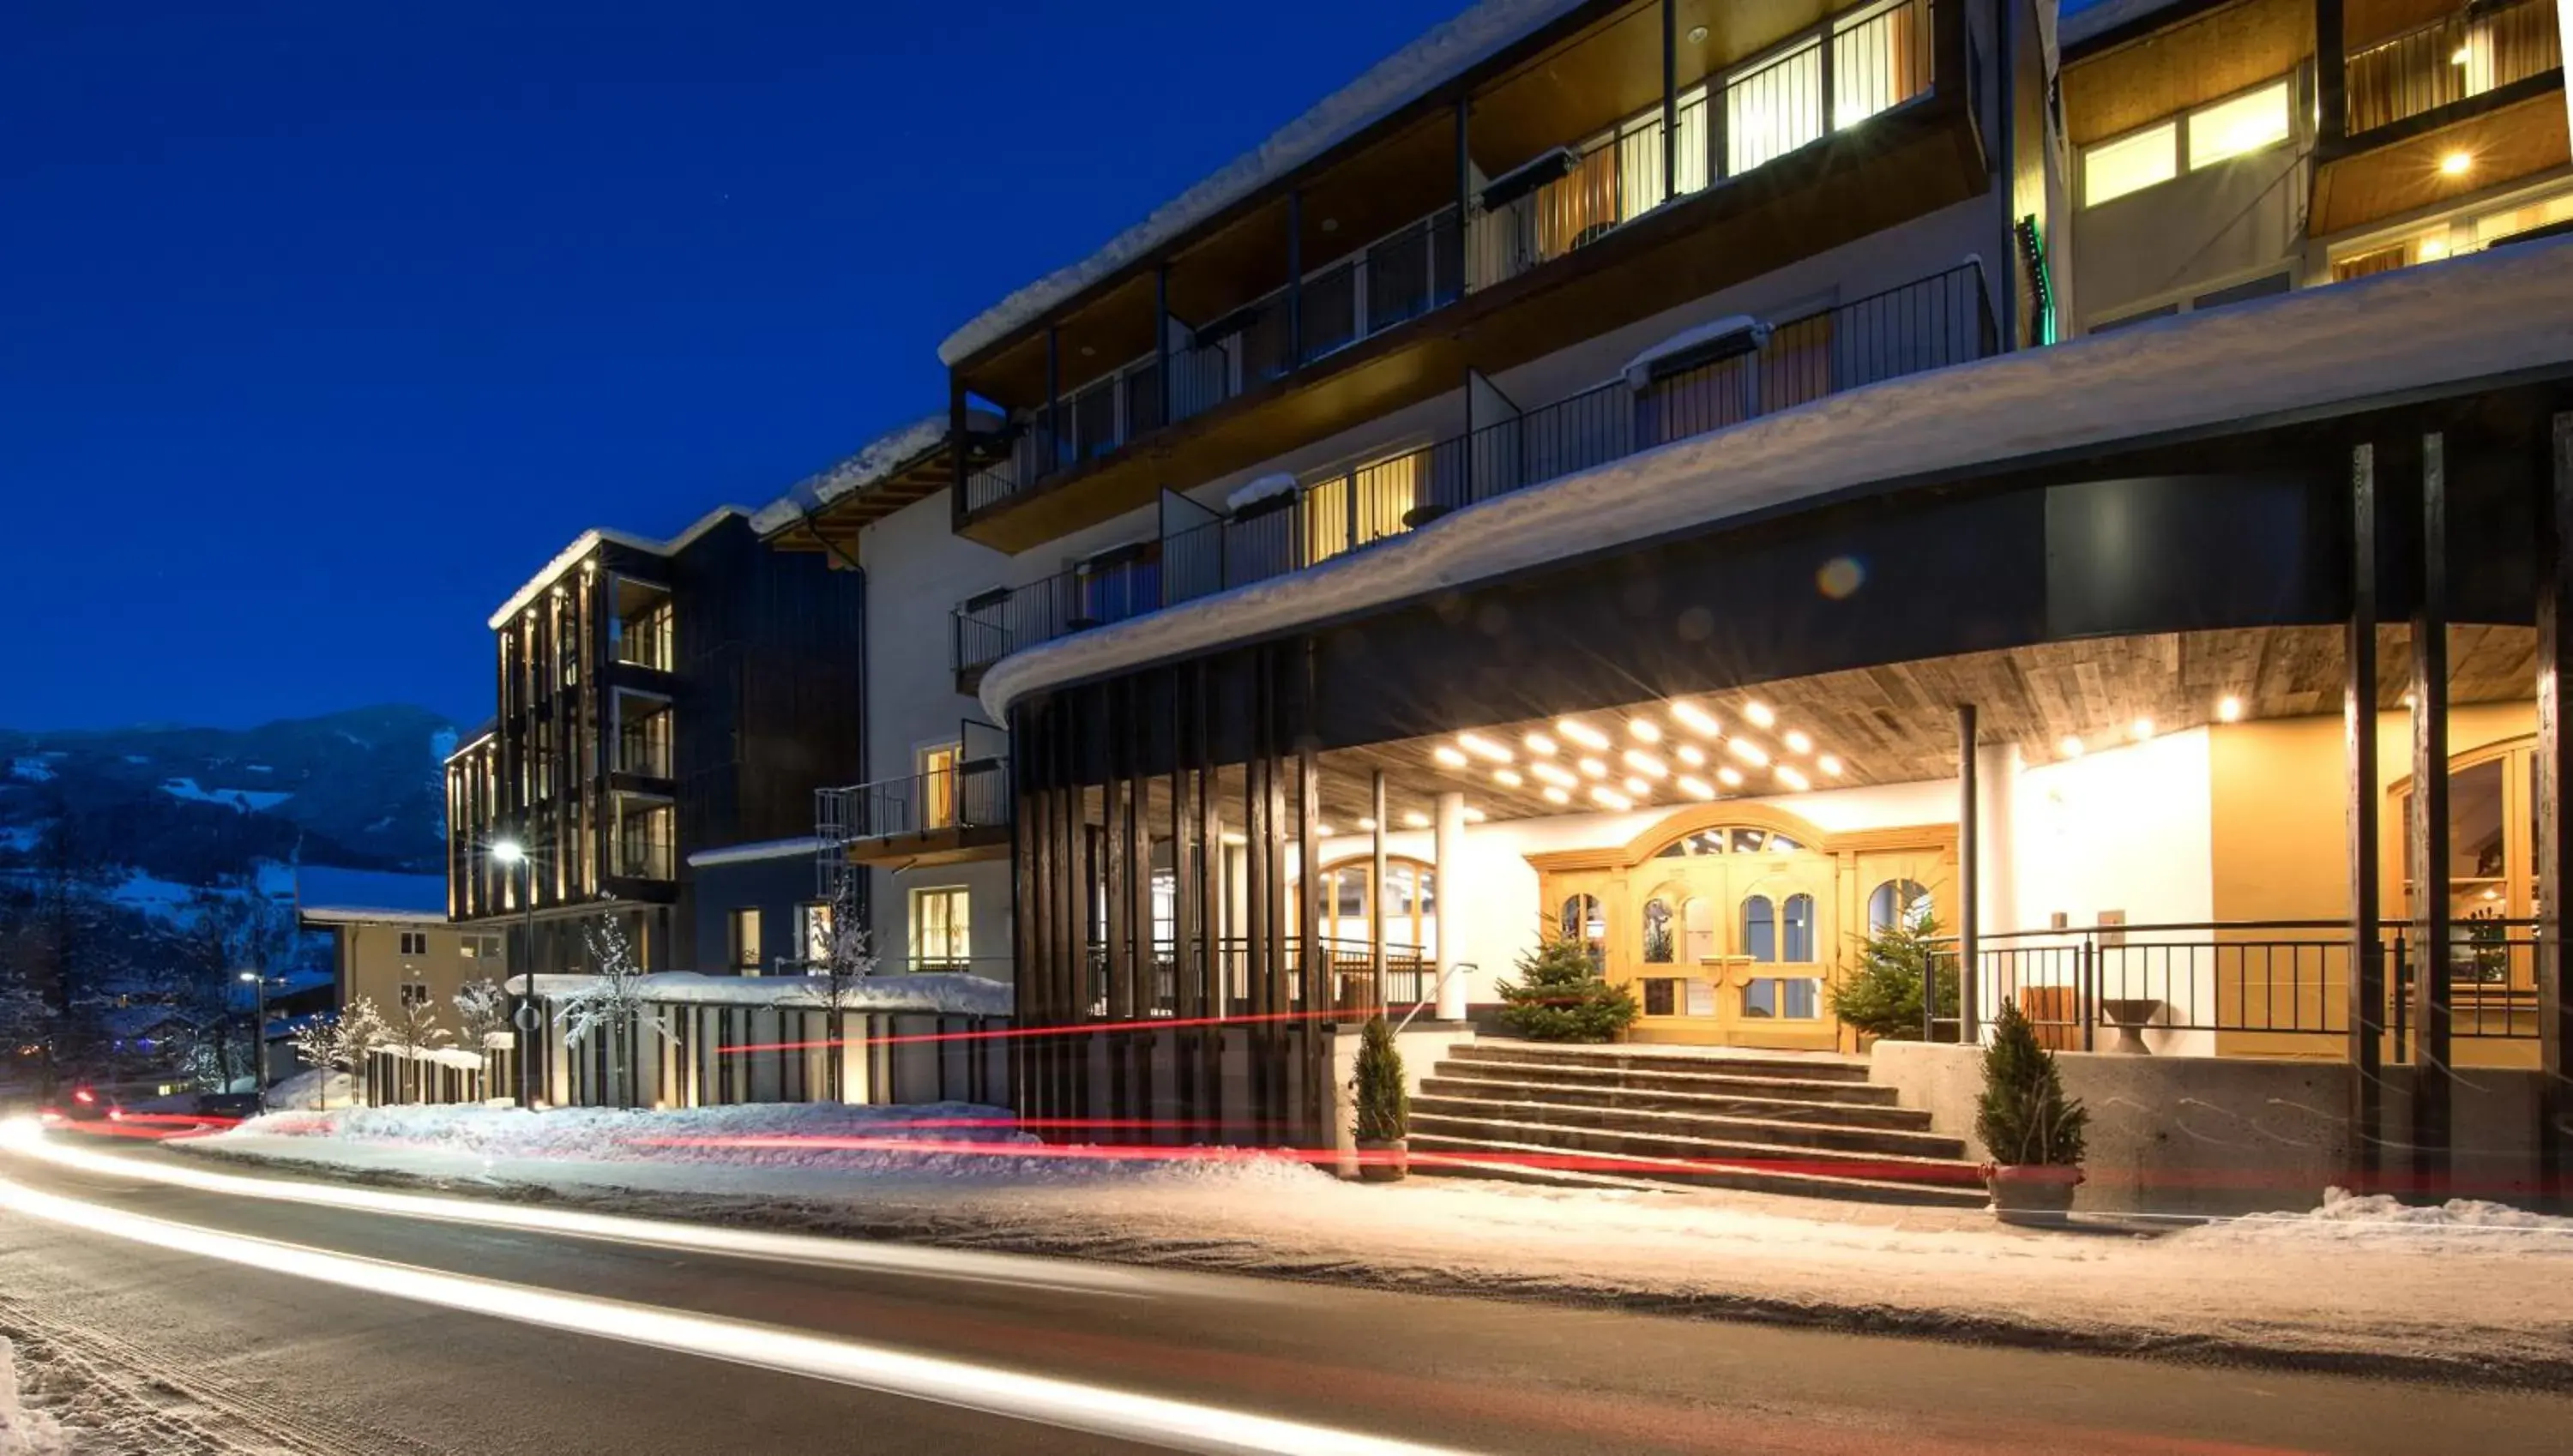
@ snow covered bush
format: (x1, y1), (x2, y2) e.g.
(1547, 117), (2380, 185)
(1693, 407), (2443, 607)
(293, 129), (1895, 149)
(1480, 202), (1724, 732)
(1497, 936), (1636, 1043)
(554, 920), (664, 1109)
(816, 873), (877, 1100)
(452, 978), (509, 1046)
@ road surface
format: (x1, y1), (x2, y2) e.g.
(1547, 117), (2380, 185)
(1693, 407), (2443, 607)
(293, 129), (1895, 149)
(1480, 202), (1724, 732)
(0, 1129), (2566, 1455)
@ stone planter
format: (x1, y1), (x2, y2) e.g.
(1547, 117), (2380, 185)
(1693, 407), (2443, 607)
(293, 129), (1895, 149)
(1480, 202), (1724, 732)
(1357, 1137), (1408, 1182)
(1985, 1162), (2082, 1224)
(2098, 998), (2162, 1054)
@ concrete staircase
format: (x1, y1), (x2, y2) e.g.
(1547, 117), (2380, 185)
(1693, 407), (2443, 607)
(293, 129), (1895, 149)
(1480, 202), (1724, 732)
(1408, 1042), (1988, 1207)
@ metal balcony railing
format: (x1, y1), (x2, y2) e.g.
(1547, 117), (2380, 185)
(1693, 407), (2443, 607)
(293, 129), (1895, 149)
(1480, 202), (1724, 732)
(814, 757), (1011, 847)
(2346, 0), (2561, 135)
(960, 0), (1940, 521)
(953, 259), (1995, 674)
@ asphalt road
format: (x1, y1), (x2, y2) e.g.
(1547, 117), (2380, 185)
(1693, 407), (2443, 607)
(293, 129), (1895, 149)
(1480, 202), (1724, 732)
(1, 1131), (2569, 1456)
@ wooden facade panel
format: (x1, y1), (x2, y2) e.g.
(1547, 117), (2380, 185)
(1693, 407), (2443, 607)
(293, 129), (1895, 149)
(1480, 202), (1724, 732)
(2064, 0), (2312, 147)
(2311, 91), (2573, 237)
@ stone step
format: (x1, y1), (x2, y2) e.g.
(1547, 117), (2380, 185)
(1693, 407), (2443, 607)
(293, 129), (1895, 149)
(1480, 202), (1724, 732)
(1429, 1056), (1900, 1106)
(1447, 1041), (1874, 1084)
(1411, 1092), (1959, 1158)
(1407, 1131), (1991, 1208)
(1416, 1074), (1931, 1129)
(1407, 1110), (1982, 1184)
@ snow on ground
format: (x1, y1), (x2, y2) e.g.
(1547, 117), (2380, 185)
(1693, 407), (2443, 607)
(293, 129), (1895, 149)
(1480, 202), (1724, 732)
(190, 1107), (2573, 1384)
(157, 779), (292, 813)
(6, 760), (56, 785)
(0, 1339), (69, 1456)
(261, 1068), (356, 1111)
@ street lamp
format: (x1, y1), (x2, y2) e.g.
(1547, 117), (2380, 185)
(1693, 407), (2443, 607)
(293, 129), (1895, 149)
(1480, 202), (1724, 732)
(491, 836), (539, 1110)
(237, 970), (268, 1092)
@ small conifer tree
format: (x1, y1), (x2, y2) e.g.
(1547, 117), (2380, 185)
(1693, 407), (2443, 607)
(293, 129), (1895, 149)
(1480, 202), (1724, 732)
(1497, 935), (1639, 1043)
(1828, 912), (1961, 1042)
(1975, 999), (2088, 1166)
(1352, 1014), (1407, 1144)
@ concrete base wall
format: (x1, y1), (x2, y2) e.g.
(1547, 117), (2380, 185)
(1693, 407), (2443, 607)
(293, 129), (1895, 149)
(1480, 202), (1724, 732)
(1871, 1041), (2548, 1216)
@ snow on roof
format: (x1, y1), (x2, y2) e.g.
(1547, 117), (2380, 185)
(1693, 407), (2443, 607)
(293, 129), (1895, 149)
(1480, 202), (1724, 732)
(485, 505), (750, 630)
(506, 971), (1014, 1017)
(377, 1044), (487, 1069)
(937, 0), (1592, 368)
(983, 240), (2573, 717)
(685, 837), (826, 869)
(747, 409), (1003, 537)
(297, 867), (449, 924)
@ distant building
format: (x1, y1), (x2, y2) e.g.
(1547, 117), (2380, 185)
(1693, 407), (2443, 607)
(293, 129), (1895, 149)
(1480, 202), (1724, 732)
(298, 865), (489, 1024)
(443, 508), (865, 975)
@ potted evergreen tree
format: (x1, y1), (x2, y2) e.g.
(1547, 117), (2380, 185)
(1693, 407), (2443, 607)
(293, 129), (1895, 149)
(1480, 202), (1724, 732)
(1352, 1014), (1409, 1182)
(1497, 936), (1640, 1043)
(1976, 999), (2088, 1224)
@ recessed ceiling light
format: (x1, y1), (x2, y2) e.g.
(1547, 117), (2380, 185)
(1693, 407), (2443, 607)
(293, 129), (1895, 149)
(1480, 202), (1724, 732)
(1716, 766), (1744, 787)
(1678, 775), (1716, 800)
(1817, 755), (1844, 777)
(1743, 701), (1776, 729)
(1589, 785), (1633, 811)
(1402, 809), (1430, 829)
(1315, 823), (1335, 837)
(2452, 45), (2472, 64)
(2217, 696), (2245, 724)
(1530, 761), (1577, 788)
(1775, 765), (1811, 792)
(1669, 701), (1721, 737)
(1688, 24), (1709, 43)
(1493, 767), (1524, 788)
(2441, 150), (2473, 176)
(1524, 731), (1558, 757)
(2058, 736), (2085, 759)
(1627, 718), (1662, 743)
(1457, 731), (1513, 763)
(1357, 816), (1378, 831)
(1463, 807), (1486, 823)
(1541, 785), (1571, 805)
(1578, 756), (1609, 779)
(1783, 730), (1813, 755)
(1433, 745), (1470, 767)
(1674, 743), (1706, 767)
(1557, 719), (1611, 750)
(2130, 717), (2155, 742)
(1727, 738), (1769, 767)
(1623, 775), (1651, 796)
(1622, 749), (1667, 778)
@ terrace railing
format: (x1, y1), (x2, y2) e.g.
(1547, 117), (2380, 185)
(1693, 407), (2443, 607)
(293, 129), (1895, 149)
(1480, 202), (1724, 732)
(955, 260), (1996, 673)
(813, 756), (1011, 848)
(2346, 0), (2561, 135)
(1926, 918), (2541, 1050)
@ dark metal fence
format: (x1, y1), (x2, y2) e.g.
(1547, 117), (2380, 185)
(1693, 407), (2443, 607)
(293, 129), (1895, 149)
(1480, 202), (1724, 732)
(1928, 919), (2541, 1051)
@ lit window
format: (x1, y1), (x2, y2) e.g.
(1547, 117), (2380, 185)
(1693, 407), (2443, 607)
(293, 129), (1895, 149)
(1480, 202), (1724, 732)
(911, 887), (971, 972)
(2082, 122), (2176, 206)
(2187, 81), (2290, 170)
(729, 908), (762, 974)
(800, 902), (834, 965)
(1726, 40), (1824, 175)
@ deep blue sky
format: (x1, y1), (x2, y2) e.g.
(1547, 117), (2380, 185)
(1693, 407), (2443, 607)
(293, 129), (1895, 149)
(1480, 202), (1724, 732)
(0, 0), (1465, 732)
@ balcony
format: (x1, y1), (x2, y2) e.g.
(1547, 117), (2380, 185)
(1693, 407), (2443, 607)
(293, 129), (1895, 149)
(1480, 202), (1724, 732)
(952, 0), (1967, 554)
(816, 755), (1012, 868)
(2314, 0), (2568, 235)
(954, 261), (1996, 679)
(2345, 0), (2561, 137)
(612, 587), (676, 674)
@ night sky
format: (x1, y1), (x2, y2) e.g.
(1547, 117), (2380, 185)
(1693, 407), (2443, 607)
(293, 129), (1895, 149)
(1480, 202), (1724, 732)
(1, 0), (1465, 732)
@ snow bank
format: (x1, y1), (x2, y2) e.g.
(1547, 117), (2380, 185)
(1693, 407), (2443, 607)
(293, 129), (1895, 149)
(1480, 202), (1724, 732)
(937, 0), (1591, 366)
(264, 1068), (358, 1110)
(2181, 1186), (2573, 1252)
(981, 238), (2573, 718)
(0, 1339), (69, 1456)
(508, 971), (1012, 1016)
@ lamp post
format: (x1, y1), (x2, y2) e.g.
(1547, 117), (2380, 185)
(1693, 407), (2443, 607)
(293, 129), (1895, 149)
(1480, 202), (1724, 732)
(237, 970), (268, 1091)
(492, 837), (539, 1110)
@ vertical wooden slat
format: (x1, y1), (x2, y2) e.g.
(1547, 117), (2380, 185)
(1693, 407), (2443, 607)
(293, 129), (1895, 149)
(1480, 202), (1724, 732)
(2411, 430), (2453, 1186)
(2347, 442), (2385, 1185)
(2542, 412), (2573, 1207)
(1957, 702), (1980, 1038)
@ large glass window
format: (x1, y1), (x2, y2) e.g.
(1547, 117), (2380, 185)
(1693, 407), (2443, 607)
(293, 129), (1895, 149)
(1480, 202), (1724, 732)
(1742, 894), (1777, 963)
(1726, 39), (1823, 176)
(919, 743), (960, 830)
(1868, 878), (1932, 932)
(1642, 897), (1675, 963)
(2083, 122), (2177, 207)
(1558, 893), (1606, 966)
(2186, 81), (2291, 170)
(1782, 893), (1817, 963)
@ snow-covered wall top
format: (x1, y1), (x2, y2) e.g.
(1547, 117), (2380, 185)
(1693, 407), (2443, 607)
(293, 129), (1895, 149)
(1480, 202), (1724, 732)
(508, 971), (1014, 1017)
(485, 505), (750, 629)
(936, 0), (1591, 368)
(981, 239), (2573, 718)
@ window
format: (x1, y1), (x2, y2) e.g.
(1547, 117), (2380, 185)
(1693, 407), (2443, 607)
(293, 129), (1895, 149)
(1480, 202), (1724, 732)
(1726, 39), (1824, 176)
(459, 934), (503, 960)
(2186, 81), (2290, 170)
(1868, 878), (1933, 933)
(1682, 896), (1714, 961)
(1642, 978), (1678, 1015)
(799, 901), (834, 965)
(911, 887), (971, 972)
(398, 930), (429, 957)
(1557, 893), (1606, 966)
(919, 743), (960, 830)
(1305, 450), (1426, 563)
(1310, 857), (1438, 953)
(729, 908), (762, 974)
(399, 983), (430, 1007)
(1742, 895), (1778, 962)
(1782, 893), (1817, 963)
(1642, 898), (1675, 963)
(2083, 122), (2176, 206)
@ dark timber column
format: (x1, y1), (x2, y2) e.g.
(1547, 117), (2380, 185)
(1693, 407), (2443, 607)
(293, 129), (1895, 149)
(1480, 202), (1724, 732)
(2540, 412), (2573, 1206)
(1171, 671), (1197, 1135)
(1453, 98), (1472, 295)
(1155, 260), (1173, 430)
(2317, 0), (2347, 149)
(949, 372), (968, 520)
(1958, 703), (1981, 1039)
(1660, 0), (1678, 202)
(1297, 701), (1323, 1148)
(2347, 443), (2385, 1187)
(1044, 323), (1061, 475)
(1371, 771), (1389, 1009)
(1286, 190), (1305, 370)
(2410, 430), (2453, 1189)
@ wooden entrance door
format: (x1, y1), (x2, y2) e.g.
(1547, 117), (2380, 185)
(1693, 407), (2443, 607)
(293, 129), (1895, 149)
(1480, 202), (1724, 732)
(1630, 824), (1841, 1050)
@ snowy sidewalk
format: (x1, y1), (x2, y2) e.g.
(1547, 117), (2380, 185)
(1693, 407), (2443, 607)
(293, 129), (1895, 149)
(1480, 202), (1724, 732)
(180, 1104), (2573, 1389)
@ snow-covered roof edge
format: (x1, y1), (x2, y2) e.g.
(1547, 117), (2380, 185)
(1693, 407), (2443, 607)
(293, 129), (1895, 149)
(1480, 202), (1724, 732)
(299, 905), (449, 927)
(937, 0), (1593, 367)
(747, 411), (960, 537)
(505, 970), (1013, 1016)
(2060, 0), (2196, 52)
(485, 505), (750, 629)
(982, 240), (2573, 718)
(686, 837), (826, 869)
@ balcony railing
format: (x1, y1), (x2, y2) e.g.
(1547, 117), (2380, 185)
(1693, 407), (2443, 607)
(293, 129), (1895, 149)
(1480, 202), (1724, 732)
(612, 608), (675, 672)
(961, 0), (1939, 520)
(612, 839), (675, 881)
(815, 756), (1011, 846)
(2346, 0), (2562, 135)
(955, 260), (1994, 674)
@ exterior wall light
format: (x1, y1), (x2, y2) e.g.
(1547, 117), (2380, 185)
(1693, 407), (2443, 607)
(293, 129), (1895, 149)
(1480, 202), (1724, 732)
(2217, 696), (2245, 724)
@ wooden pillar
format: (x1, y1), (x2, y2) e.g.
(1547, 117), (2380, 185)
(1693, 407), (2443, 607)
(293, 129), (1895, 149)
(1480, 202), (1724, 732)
(949, 371), (968, 516)
(2347, 442), (2385, 1186)
(1044, 323), (1061, 473)
(1296, 664), (1325, 1148)
(1155, 259), (1173, 430)
(1286, 190), (1304, 369)
(1371, 770), (1389, 1010)
(1957, 702), (1980, 1038)
(1453, 97), (1473, 294)
(2540, 412), (2573, 1205)
(2410, 430), (2453, 1188)
(2317, 0), (2347, 149)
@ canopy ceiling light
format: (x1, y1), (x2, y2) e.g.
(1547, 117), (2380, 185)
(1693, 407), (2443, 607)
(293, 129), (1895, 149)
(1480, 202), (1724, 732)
(1669, 701), (1721, 737)
(1493, 768), (1524, 788)
(1622, 749), (1667, 778)
(1674, 743), (1707, 767)
(1782, 730), (1813, 755)
(1775, 765), (1811, 792)
(1530, 761), (1578, 788)
(1716, 767), (1744, 787)
(1432, 745), (1470, 768)
(1742, 701), (1776, 729)
(1817, 755), (1845, 777)
(1627, 718), (1663, 743)
(1523, 731), (1558, 757)
(1678, 775), (1717, 800)
(1541, 785), (1572, 805)
(1578, 756), (1610, 779)
(1557, 719), (1612, 750)
(1590, 785), (1633, 811)
(1456, 732), (1513, 763)
(1727, 738), (1769, 767)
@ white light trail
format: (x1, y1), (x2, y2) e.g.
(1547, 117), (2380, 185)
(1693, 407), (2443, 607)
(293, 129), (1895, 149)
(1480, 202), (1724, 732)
(0, 1171), (1465, 1456)
(0, 1120), (1176, 1302)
